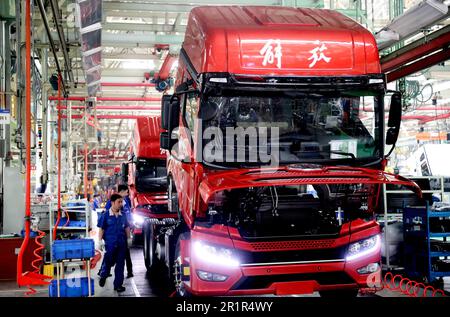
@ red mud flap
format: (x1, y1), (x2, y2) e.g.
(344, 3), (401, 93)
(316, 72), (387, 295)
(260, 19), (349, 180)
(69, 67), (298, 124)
(271, 281), (318, 295)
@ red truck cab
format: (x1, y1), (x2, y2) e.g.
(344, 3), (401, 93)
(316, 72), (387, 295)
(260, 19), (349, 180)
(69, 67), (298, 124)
(157, 6), (421, 297)
(124, 117), (170, 243)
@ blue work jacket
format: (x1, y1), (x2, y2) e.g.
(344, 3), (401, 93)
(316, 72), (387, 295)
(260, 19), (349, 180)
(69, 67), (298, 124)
(98, 209), (129, 247)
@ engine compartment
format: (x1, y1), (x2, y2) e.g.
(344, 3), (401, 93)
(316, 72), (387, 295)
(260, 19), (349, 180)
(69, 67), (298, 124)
(208, 183), (376, 239)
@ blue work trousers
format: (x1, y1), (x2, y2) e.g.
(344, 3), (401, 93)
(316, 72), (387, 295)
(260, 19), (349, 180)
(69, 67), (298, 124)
(100, 242), (126, 289)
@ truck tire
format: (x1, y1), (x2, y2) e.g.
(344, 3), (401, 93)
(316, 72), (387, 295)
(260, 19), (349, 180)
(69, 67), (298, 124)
(144, 222), (160, 272)
(148, 224), (158, 269)
(143, 221), (151, 270)
(143, 220), (160, 271)
(174, 234), (191, 297)
(319, 289), (359, 297)
(132, 232), (143, 246)
(168, 177), (180, 218)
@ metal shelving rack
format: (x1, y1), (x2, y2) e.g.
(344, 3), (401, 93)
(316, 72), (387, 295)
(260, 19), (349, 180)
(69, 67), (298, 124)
(403, 206), (450, 283)
(49, 198), (91, 260)
(381, 176), (444, 269)
(48, 198), (94, 297)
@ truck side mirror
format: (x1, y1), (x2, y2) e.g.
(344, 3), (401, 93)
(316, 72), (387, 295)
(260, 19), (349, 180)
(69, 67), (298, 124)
(386, 92), (402, 145)
(168, 98), (180, 132)
(121, 163), (129, 183)
(161, 95), (172, 130)
(160, 97), (180, 150)
(160, 131), (170, 150)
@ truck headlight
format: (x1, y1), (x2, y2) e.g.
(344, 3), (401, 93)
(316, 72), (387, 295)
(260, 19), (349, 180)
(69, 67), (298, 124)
(346, 235), (381, 261)
(132, 214), (145, 226)
(193, 241), (240, 267)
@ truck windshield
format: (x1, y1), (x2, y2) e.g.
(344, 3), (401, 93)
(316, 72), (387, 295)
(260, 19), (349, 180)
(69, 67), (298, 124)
(135, 159), (167, 192)
(200, 90), (382, 167)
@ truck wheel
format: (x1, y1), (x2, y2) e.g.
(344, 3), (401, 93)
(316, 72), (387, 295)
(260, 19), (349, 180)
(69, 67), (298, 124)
(319, 289), (359, 297)
(144, 221), (159, 272)
(148, 224), (159, 269)
(174, 235), (191, 297)
(168, 178), (180, 218)
(143, 221), (151, 270)
(132, 233), (143, 246)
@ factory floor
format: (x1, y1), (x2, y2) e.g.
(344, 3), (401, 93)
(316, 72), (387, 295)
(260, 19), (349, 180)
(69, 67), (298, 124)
(0, 246), (169, 297)
(0, 247), (447, 297)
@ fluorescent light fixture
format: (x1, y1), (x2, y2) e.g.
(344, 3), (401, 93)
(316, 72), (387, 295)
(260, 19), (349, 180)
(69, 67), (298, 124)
(193, 241), (240, 267)
(346, 235), (381, 261)
(122, 59), (155, 70)
(376, 0), (448, 50)
(87, 79), (101, 87)
(171, 61), (179, 71)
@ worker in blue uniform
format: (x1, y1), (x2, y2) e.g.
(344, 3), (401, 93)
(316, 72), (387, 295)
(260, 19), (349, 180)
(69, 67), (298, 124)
(98, 184), (134, 278)
(98, 193), (131, 292)
(102, 184), (134, 277)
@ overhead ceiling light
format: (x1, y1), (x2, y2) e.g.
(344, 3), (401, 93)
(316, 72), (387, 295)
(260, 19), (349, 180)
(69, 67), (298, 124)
(376, 0), (449, 50)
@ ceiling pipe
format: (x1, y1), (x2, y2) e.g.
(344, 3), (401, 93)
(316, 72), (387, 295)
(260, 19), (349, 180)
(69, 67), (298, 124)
(157, 53), (178, 80)
(49, 0), (74, 83)
(66, 115), (154, 120)
(77, 82), (156, 87)
(363, 106), (450, 112)
(413, 107), (450, 111)
(381, 26), (450, 73)
(387, 48), (450, 82)
(49, 96), (161, 102)
(17, 0), (51, 290)
(102, 82), (155, 87)
(402, 113), (450, 124)
(401, 115), (430, 121)
(420, 112), (450, 124)
(57, 105), (160, 110)
(36, 0), (67, 96)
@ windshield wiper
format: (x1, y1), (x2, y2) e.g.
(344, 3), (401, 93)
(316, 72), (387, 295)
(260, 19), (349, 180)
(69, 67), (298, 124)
(328, 150), (355, 159)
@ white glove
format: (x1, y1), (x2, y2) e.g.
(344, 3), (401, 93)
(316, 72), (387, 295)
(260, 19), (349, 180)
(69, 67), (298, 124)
(98, 240), (105, 251)
(127, 238), (132, 248)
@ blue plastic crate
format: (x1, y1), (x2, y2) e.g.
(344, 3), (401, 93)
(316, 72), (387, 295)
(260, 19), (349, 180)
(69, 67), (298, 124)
(56, 218), (86, 227)
(66, 202), (85, 207)
(49, 277), (94, 297)
(67, 220), (86, 227)
(52, 239), (94, 261)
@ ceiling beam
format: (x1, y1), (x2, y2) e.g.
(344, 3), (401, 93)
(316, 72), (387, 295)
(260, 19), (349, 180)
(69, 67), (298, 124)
(381, 25), (450, 73)
(174, 13), (185, 32)
(106, 11), (183, 19)
(103, 53), (163, 61)
(104, 0), (282, 12)
(104, 22), (185, 33)
(387, 48), (450, 82)
(47, 31), (184, 48)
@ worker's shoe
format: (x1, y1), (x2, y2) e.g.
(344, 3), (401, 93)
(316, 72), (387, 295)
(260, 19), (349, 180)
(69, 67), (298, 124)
(114, 286), (126, 293)
(126, 272), (134, 278)
(99, 277), (106, 287)
(97, 272), (112, 277)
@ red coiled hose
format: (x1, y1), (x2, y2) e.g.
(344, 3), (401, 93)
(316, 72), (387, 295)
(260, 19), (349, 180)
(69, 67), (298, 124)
(62, 208), (70, 227)
(383, 272), (447, 297)
(52, 208), (62, 241)
(31, 229), (46, 273)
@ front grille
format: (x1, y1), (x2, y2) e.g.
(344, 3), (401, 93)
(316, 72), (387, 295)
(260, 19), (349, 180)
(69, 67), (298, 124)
(236, 246), (346, 265)
(249, 239), (336, 251)
(231, 272), (355, 290)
